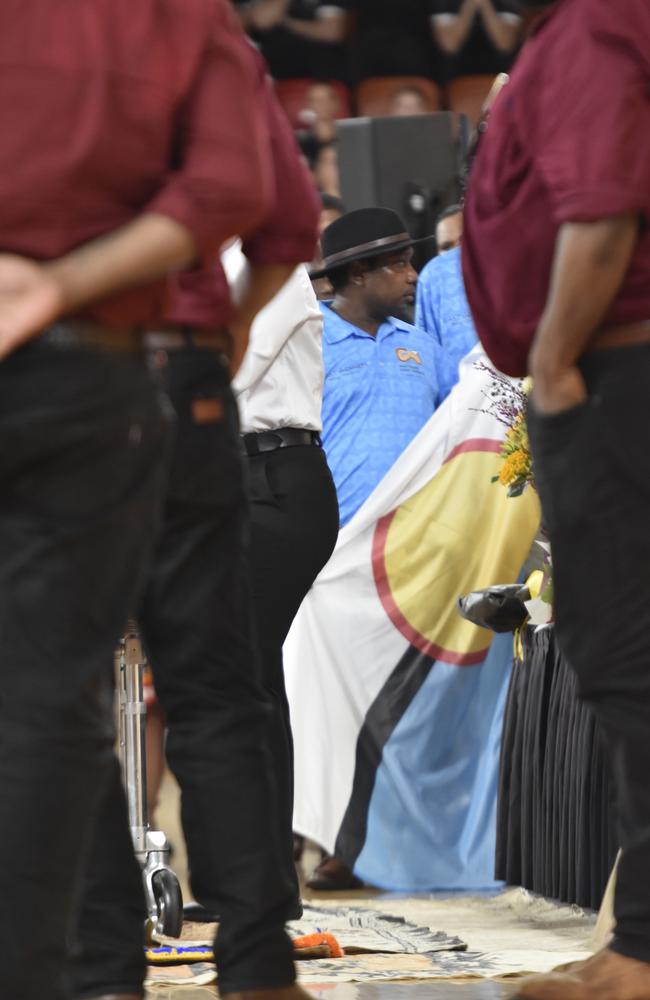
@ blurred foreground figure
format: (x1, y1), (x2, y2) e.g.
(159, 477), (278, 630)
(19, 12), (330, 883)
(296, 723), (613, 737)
(0, 4), (310, 1000)
(463, 2), (650, 998)
(69, 43), (322, 1000)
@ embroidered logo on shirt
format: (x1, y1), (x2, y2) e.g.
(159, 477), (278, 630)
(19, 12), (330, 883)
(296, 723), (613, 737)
(396, 348), (422, 364)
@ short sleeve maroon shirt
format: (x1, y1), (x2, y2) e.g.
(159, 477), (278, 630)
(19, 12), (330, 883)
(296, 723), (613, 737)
(462, 0), (650, 376)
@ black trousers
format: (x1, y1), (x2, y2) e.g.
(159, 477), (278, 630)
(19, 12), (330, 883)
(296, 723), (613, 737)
(0, 339), (170, 1000)
(72, 349), (297, 998)
(247, 442), (339, 884)
(528, 342), (650, 964)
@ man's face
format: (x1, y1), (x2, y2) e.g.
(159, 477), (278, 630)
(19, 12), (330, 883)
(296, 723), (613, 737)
(390, 90), (428, 117)
(361, 248), (418, 324)
(306, 84), (339, 123)
(436, 212), (463, 253)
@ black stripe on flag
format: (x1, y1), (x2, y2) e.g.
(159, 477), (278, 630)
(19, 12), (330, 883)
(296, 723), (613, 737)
(334, 642), (435, 868)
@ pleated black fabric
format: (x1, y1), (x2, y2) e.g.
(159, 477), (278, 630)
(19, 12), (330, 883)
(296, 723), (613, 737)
(496, 625), (618, 910)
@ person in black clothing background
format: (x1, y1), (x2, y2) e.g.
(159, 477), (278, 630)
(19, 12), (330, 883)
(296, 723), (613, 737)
(234, 0), (352, 80)
(348, 0), (440, 81)
(431, 0), (522, 79)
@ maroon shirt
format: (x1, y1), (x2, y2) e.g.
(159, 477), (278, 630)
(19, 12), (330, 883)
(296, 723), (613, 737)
(0, 0), (274, 327)
(166, 47), (320, 329)
(462, 0), (650, 376)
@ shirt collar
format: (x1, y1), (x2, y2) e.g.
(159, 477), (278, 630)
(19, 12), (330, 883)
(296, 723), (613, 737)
(321, 302), (416, 344)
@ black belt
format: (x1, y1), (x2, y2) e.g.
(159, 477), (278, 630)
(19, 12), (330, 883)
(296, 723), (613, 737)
(39, 321), (144, 353)
(241, 428), (321, 456)
(144, 327), (230, 354)
(36, 323), (229, 355)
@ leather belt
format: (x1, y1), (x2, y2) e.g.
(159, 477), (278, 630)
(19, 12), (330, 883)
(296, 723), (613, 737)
(144, 328), (231, 354)
(590, 319), (650, 351)
(39, 321), (143, 353)
(241, 428), (321, 456)
(37, 323), (231, 355)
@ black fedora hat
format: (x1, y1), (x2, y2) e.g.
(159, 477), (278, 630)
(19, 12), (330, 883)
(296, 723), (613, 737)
(310, 207), (433, 279)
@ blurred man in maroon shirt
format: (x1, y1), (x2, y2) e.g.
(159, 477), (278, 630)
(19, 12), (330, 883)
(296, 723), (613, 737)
(463, 1), (650, 997)
(69, 48), (321, 1000)
(0, 5), (315, 1000)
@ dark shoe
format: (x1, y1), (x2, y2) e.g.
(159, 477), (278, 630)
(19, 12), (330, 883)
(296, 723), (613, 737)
(183, 900), (219, 923)
(184, 899), (303, 923)
(513, 947), (650, 999)
(222, 986), (319, 1000)
(305, 856), (363, 891)
(293, 833), (305, 861)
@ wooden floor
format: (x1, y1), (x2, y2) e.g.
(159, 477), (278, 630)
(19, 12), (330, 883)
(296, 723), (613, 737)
(147, 982), (513, 1000)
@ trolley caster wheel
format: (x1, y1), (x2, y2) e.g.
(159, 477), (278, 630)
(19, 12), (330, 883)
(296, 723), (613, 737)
(152, 868), (183, 938)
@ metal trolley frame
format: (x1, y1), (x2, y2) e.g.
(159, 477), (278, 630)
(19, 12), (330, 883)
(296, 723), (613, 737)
(116, 622), (183, 938)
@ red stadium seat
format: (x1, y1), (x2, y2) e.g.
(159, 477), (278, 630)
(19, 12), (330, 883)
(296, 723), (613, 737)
(274, 78), (352, 130)
(445, 74), (498, 127)
(354, 76), (442, 118)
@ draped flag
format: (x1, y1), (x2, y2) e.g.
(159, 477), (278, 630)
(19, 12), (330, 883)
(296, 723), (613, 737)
(284, 348), (540, 891)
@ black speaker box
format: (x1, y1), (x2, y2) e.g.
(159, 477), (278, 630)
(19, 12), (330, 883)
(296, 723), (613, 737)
(336, 112), (463, 264)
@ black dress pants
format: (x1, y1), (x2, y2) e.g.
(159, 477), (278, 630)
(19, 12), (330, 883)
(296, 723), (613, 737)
(528, 342), (650, 964)
(0, 338), (170, 1000)
(247, 442), (339, 887)
(71, 349), (297, 998)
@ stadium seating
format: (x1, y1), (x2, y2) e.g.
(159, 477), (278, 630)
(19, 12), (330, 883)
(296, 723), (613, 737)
(274, 78), (352, 129)
(354, 76), (443, 117)
(445, 74), (496, 127)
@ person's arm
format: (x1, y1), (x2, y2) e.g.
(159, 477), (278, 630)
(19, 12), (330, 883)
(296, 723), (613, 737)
(231, 53), (320, 375)
(475, 0), (521, 52)
(431, 0), (479, 54)
(146, 0), (274, 263)
(230, 263), (318, 392)
(0, 214), (198, 359)
(283, 8), (348, 43)
(529, 215), (639, 414)
(229, 263), (296, 376)
(236, 0), (291, 32)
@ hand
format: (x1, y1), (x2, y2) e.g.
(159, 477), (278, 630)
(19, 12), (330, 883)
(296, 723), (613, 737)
(0, 255), (65, 361)
(530, 364), (588, 415)
(247, 0), (290, 31)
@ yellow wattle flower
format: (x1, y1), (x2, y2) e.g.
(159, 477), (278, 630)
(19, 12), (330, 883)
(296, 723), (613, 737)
(498, 448), (529, 486)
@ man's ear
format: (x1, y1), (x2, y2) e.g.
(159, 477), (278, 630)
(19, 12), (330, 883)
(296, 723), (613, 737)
(349, 261), (366, 286)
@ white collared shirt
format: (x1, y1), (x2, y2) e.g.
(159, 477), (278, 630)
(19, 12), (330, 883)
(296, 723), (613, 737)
(225, 244), (324, 434)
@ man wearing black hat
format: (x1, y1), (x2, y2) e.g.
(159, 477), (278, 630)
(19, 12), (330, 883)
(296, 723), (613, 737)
(313, 208), (442, 535)
(305, 208), (442, 890)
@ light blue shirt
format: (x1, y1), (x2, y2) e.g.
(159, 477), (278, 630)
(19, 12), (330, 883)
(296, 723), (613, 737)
(415, 247), (478, 399)
(321, 303), (440, 527)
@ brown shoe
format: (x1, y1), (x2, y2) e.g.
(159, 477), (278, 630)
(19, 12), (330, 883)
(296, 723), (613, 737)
(513, 948), (650, 999)
(549, 954), (594, 974)
(305, 856), (363, 891)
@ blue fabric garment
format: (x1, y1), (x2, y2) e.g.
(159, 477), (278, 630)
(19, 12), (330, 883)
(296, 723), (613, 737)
(353, 631), (513, 891)
(321, 304), (440, 527)
(415, 247), (478, 399)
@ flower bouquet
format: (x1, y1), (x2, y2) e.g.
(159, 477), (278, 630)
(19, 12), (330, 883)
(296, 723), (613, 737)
(473, 362), (534, 497)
